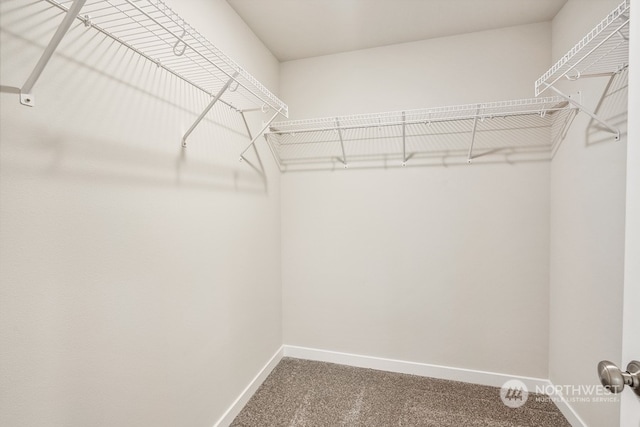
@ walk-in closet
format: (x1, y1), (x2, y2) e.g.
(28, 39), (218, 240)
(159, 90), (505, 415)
(1, 1), (638, 426)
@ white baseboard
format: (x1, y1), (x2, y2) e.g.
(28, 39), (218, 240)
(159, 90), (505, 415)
(283, 345), (548, 391)
(214, 344), (586, 427)
(282, 345), (586, 427)
(545, 391), (588, 427)
(213, 346), (284, 427)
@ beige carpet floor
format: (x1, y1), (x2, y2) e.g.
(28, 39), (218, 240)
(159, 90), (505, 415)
(231, 357), (571, 426)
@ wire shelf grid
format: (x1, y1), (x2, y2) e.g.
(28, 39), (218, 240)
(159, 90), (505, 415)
(535, 0), (630, 96)
(265, 97), (576, 170)
(44, 0), (288, 116)
(269, 97), (570, 135)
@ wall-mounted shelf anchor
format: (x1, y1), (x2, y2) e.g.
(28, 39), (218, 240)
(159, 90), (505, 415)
(547, 84), (620, 141)
(239, 109), (283, 160)
(533, 0), (628, 142)
(19, 0), (88, 107)
(181, 72), (238, 148)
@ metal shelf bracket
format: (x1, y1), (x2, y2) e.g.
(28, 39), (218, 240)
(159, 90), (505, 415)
(20, 0), (87, 107)
(401, 112), (407, 166)
(238, 107), (290, 171)
(546, 84), (620, 140)
(535, 0), (629, 97)
(240, 111), (253, 140)
(467, 105), (481, 163)
(181, 73), (238, 147)
(336, 118), (347, 168)
(239, 109), (283, 159)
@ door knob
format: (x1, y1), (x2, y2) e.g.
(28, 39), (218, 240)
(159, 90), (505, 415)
(597, 360), (640, 393)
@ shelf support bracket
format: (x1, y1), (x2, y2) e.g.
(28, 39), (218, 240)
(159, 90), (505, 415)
(238, 112), (268, 178)
(20, 0), (87, 107)
(239, 110), (282, 158)
(240, 111), (253, 140)
(182, 73), (238, 147)
(336, 118), (347, 168)
(546, 84), (620, 140)
(401, 112), (407, 166)
(240, 111), (284, 173)
(616, 29), (629, 42)
(467, 106), (481, 163)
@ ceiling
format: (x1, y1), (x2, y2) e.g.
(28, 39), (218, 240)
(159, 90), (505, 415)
(226, 0), (568, 62)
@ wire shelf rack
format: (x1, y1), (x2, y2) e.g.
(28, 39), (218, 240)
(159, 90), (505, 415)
(265, 97), (577, 170)
(535, 0), (630, 96)
(42, 0), (288, 116)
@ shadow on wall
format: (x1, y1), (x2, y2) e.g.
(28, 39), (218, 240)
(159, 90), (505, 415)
(1, 125), (267, 194)
(272, 149), (554, 174)
(587, 68), (629, 147)
(0, 0), (270, 193)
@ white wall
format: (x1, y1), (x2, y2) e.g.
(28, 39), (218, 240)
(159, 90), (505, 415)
(280, 23), (553, 378)
(0, 1), (282, 426)
(280, 23), (551, 119)
(621, 0), (640, 424)
(549, 1), (628, 426)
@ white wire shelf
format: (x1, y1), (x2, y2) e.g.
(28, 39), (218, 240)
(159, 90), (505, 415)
(265, 97), (577, 170)
(40, 0), (287, 116)
(535, 0), (630, 96)
(17, 0), (288, 152)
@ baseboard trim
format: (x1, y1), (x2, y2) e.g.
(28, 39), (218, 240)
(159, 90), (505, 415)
(213, 346), (284, 427)
(546, 391), (588, 427)
(214, 344), (586, 427)
(282, 345), (586, 427)
(283, 345), (549, 391)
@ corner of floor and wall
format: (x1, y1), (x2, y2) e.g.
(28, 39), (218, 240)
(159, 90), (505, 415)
(0, 1), (634, 427)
